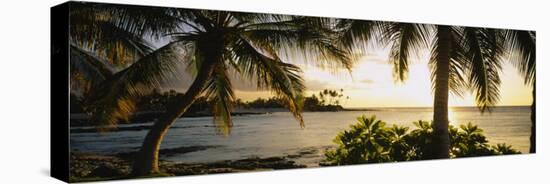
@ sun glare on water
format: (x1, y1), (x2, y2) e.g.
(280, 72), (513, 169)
(448, 109), (458, 126)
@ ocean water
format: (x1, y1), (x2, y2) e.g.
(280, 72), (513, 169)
(70, 106), (531, 167)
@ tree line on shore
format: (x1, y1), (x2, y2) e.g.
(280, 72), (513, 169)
(72, 88), (348, 114)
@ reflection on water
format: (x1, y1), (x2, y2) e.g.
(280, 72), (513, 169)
(448, 109), (457, 126)
(70, 106), (531, 167)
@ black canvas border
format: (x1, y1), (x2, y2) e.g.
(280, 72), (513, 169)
(51, 2), (70, 182)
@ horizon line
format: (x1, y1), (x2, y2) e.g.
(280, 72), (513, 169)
(344, 105), (531, 109)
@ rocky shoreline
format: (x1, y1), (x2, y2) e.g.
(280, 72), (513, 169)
(70, 111), (266, 127)
(70, 151), (307, 182)
(70, 124), (244, 133)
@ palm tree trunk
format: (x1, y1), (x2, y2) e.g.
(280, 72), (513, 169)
(130, 33), (227, 175)
(131, 59), (218, 176)
(432, 25), (452, 159)
(529, 82), (535, 153)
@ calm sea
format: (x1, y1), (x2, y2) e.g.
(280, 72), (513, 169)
(70, 106), (531, 167)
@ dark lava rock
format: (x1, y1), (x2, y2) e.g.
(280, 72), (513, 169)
(90, 164), (126, 178)
(115, 145), (220, 161)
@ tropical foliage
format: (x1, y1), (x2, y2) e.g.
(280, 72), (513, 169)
(324, 115), (520, 165)
(236, 88), (347, 111)
(317, 89), (347, 106)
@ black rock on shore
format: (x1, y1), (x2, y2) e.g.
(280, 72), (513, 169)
(69, 151), (306, 182)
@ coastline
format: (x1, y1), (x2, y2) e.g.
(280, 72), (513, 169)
(69, 106), (528, 129)
(69, 110), (266, 127)
(68, 106), (531, 182)
(69, 151), (308, 182)
(69, 107), (370, 128)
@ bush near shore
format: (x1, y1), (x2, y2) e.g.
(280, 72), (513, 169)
(324, 115), (520, 165)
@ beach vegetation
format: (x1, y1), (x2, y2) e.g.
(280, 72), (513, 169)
(324, 115), (520, 165)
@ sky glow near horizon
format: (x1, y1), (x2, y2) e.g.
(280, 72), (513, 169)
(150, 23), (532, 109)
(164, 46), (532, 108)
(236, 56), (531, 108)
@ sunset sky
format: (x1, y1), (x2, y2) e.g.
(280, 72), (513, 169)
(157, 37), (532, 109)
(164, 46), (532, 108)
(237, 55), (531, 108)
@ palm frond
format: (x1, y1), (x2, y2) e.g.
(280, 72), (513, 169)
(70, 3), (157, 66)
(204, 64), (235, 135)
(70, 45), (114, 88)
(107, 3), (181, 39)
(72, 21), (154, 66)
(86, 41), (193, 130)
(231, 12), (291, 25)
(461, 27), (504, 112)
(504, 30), (535, 85)
(229, 37), (306, 127)
(335, 19), (384, 53)
(382, 23), (431, 82)
(241, 17), (354, 71)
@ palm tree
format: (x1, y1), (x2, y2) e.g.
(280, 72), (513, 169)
(74, 6), (354, 175)
(136, 13), (352, 176)
(336, 20), (506, 158)
(68, 2), (179, 97)
(504, 30), (535, 153)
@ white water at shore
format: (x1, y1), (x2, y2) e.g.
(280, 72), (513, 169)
(70, 106), (531, 167)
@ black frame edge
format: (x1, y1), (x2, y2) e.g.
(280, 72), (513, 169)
(51, 1), (71, 183)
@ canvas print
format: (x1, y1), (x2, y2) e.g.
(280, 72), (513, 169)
(56, 1), (535, 182)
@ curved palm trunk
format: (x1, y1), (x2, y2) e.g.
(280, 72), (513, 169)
(431, 25), (452, 159)
(131, 61), (216, 175)
(130, 33), (226, 175)
(529, 82), (535, 153)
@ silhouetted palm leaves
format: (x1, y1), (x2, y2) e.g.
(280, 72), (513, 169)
(503, 30), (536, 153)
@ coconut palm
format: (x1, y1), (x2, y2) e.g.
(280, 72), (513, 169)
(68, 2), (178, 96)
(504, 30), (535, 153)
(336, 20), (506, 158)
(75, 8), (354, 175)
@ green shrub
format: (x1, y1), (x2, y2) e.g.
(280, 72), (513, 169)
(324, 115), (520, 165)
